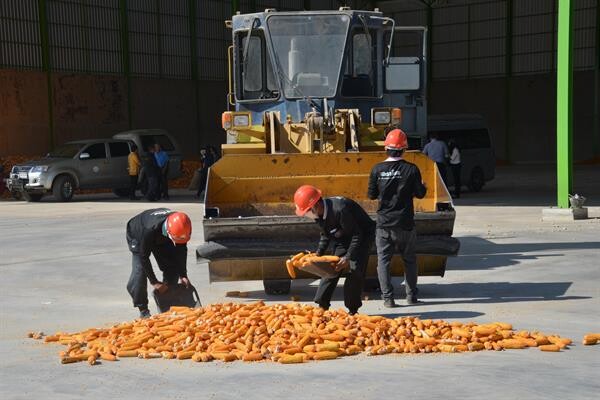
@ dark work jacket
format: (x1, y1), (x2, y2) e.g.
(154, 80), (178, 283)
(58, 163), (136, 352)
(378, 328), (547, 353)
(368, 159), (427, 230)
(315, 197), (375, 260)
(126, 208), (187, 284)
(143, 153), (161, 179)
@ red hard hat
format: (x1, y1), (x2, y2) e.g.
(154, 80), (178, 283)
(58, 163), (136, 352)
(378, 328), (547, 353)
(293, 185), (322, 216)
(384, 128), (408, 150)
(166, 212), (192, 244)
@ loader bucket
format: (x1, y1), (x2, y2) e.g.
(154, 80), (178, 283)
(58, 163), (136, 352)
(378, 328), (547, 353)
(198, 151), (459, 282)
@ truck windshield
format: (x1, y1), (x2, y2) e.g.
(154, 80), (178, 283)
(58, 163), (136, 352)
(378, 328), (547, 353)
(47, 143), (84, 158)
(267, 14), (350, 98)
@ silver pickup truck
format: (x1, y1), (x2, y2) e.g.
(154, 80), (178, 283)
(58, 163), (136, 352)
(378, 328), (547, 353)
(5, 129), (183, 202)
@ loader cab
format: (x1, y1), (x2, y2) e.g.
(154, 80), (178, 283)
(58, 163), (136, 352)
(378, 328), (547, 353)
(227, 9), (427, 146)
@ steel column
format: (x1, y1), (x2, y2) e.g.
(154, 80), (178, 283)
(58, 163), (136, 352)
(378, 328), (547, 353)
(119, 0), (132, 129)
(189, 0), (200, 152)
(593, 1), (600, 158)
(556, 0), (573, 208)
(426, 4), (432, 109)
(37, 0), (54, 149)
(504, 0), (512, 164)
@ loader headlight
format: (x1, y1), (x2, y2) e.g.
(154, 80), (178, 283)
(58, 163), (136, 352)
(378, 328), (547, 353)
(233, 114), (250, 127)
(222, 112), (232, 130)
(371, 109), (391, 126)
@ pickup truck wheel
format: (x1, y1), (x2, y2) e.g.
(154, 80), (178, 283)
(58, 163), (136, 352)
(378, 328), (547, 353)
(263, 279), (291, 295)
(113, 188), (130, 198)
(23, 192), (43, 202)
(11, 191), (23, 200)
(52, 175), (75, 202)
(468, 167), (485, 192)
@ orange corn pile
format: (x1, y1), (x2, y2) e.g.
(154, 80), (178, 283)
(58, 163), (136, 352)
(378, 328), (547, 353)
(32, 302), (591, 365)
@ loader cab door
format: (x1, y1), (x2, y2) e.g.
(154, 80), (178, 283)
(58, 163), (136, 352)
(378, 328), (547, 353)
(383, 27), (427, 148)
(234, 26), (279, 102)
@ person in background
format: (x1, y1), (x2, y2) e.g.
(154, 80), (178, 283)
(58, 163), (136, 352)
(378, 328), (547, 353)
(196, 147), (215, 199)
(208, 146), (221, 163)
(422, 132), (449, 184)
(144, 145), (160, 202)
(127, 144), (141, 200)
(448, 139), (461, 198)
(154, 143), (170, 200)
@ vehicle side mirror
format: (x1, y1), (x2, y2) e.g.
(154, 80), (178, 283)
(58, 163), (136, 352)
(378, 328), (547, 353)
(79, 152), (90, 160)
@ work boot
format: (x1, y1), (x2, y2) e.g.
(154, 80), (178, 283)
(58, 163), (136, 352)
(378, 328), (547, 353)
(406, 296), (422, 305)
(383, 298), (397, 308)
(139, 307), (151, 319)
(348, 308), (358, 315)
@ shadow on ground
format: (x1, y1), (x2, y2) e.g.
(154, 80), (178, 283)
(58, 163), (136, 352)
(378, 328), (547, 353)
(232, 280), (588, 307)
(449, 236), (600, 271)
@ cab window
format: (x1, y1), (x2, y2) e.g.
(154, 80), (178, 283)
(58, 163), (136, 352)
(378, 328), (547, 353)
(108, 142), (130, 158)
(83, 143), (106, 159)
(341, 31), (377, 97)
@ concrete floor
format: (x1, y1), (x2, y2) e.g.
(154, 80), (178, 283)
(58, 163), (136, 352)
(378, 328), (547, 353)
(1, 165), (599, 399)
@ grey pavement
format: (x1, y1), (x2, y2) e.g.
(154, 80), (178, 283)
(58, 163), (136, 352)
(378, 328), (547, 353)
(1, 165), (599, 399)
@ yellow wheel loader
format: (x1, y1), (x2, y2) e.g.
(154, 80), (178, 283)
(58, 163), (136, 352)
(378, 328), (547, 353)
(196, 7), (460, 295)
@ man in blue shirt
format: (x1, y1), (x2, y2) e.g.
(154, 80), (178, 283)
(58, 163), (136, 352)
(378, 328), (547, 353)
(422, 133), (449, 184)
(154, 143), (170, 200)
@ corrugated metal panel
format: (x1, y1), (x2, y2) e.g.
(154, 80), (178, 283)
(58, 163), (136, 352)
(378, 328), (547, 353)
(158, 0), (190, 79)
(0, 0), (42, 69)
(47, 0), (121, 74)
(128, 0), (160, 78)
(386, 0), (597, 80)
(572, 0), (596, 71)
(197, 0), (230, 81)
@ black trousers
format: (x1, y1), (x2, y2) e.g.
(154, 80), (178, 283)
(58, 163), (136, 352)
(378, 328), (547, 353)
(313, 237), (373, 312)
(129, 175), (138, 199)
(146, 175), (159, 201)
(159, 165), (169, 199)
(450, 163), (461, 197)
(197, 167), (208, 197)
(127, 246), (181, 308)
(376, 227), (418, 301)
(436, 162), (448, 184)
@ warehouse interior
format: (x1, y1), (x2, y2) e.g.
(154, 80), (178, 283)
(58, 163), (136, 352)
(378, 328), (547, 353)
(0, 0), (598, 164)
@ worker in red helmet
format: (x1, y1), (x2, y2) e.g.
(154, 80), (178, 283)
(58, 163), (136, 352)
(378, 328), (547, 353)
(126, 209), (193, 318)
(294, 184), (375, 315)
(368, 128), (427, 308)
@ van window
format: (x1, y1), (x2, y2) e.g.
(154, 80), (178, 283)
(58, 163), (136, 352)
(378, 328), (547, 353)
(140, 135), (175, 152)
(109, 142), (130, 158)
(83, 143), (107, 159)
(430, 129), (491, 150)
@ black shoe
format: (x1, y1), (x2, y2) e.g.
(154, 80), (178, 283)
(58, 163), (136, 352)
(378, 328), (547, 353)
(139, 308), (151, 319)
(348, 308), (358, 315)
(406, 297), (422, 305)
(383, 298), (397, 308)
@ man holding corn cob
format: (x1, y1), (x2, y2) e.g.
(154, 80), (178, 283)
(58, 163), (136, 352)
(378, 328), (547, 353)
(368, 128), (427, 308)
(126, 209), (193, 318)
(294, 185), (375, 315)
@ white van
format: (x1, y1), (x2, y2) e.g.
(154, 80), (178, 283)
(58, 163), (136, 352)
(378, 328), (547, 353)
(427, 114), (495, 192)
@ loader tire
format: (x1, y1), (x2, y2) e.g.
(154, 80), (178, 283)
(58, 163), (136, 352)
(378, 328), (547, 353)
(263, 279), (291, 295)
